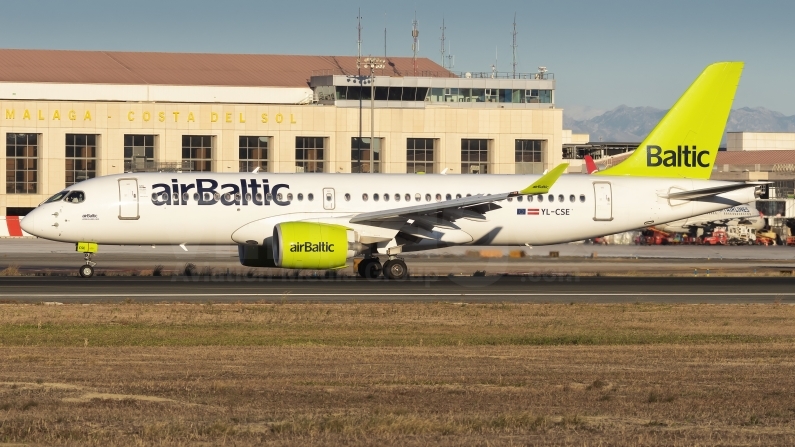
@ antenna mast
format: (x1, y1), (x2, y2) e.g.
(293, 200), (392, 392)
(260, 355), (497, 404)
(440, 17), (446, 67)
(511, 13), (518, 79)
(357, 9), (362, 70)
(411, 12), (419, 76)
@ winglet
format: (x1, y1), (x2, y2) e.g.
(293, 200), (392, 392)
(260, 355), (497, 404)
(584, 155), (598, 174)
(517, 163), (569, 195)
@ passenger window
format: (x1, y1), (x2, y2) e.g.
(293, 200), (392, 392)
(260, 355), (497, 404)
(435, 194), (442, 202)
(528, 195), (534, 203)
(362, 193), (369, 201)
(235, 193), (241, 202)
(65, 191), (85, 203)
(223, 193), (232, 202)
(517, 196), (523, 202)
(569, 194), (575, 203)
(298, 193), (304, 201)
(277, 193), (282, 201)
(383, 194), (389, 202)
(415, 193), (421, 202)
(548, 194), (554, 202)
(395, 194), (400, 202)
(558, 194), (564, 202)
(266, 193), (273, 202)
(456, 194), (462, 199)
(374, 193), (380, 202)
(425, 194), (431, 202)
(287, 193), (293, 201)
(579, 194), (586, 202)
(308, 193), (314, 201)
(344, 193), (350, 201)
(194, 193), (200, 202)
(173, 193), (180, 203)
(182, 192), (189, 202)
(466, 193), (471, 197)
(537, 195), (544, 203)
(446, 194), (452, 201)
(405, 193), (411, 202)
(255, 193), (263, 202)
(507, 197), (513, 202)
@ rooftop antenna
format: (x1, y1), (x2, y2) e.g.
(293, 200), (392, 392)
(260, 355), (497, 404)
(511, 13), (518, 79)
(411, 12), (419, 76)
(384, 12), (387, 75)
(440, 16), (446, 67)
(445, 43), (454, 70)
(357, 9), (362, 71)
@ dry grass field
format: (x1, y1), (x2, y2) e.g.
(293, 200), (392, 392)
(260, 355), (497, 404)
(1, 302), (794, 446)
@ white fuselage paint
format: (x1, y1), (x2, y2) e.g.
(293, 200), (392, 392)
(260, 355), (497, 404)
(23, 172), (756, 249)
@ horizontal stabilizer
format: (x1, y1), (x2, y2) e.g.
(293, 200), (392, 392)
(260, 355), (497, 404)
(665, 182), (767, 200)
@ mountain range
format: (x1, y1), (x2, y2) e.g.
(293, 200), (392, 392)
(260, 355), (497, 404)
(563, 106), (795, 143)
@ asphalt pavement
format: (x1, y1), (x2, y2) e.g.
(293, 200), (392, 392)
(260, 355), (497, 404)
(1, 276), (794, 303)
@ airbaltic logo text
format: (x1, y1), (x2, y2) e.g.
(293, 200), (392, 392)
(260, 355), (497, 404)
(646, 145), (710, 168)
(289, 242), (335, 253)
(151, 178), (290, 207)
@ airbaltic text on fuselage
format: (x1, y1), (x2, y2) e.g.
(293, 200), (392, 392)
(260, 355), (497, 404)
(150, 178), (290, 206)
(289, 242), (335, 253)
(646, 145), (710, 168)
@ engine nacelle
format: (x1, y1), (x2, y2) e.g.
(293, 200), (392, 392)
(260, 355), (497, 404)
(273, 222), (360, 269)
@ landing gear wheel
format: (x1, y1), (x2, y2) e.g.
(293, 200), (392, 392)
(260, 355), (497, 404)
(383, 259), (408, 280)
(357, 258), (382, 279)
(79, 265), (95, 278)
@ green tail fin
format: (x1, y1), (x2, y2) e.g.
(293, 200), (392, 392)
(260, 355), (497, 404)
(595, 61), (743, 179)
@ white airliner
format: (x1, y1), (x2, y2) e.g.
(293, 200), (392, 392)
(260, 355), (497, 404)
(21, 62), (763, 279)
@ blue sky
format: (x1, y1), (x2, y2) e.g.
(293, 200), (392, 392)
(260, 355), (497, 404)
(1, 0), (793, 115)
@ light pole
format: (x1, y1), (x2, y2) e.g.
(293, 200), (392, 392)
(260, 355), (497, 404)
(358, 57), (385, 173)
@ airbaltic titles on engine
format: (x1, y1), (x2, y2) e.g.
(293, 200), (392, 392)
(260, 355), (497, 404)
(290, 242), (336, 253)
(21, 62), (765, 280)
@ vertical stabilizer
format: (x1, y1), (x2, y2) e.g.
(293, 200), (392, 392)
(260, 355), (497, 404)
(595, 62), (743, 179)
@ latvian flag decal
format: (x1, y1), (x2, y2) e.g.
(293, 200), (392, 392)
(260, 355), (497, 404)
(527, 208), (540, 215)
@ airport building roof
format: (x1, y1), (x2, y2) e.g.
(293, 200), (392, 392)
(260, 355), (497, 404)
(0, 48), (451, 87)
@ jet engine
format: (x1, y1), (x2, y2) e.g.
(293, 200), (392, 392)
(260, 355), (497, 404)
(272, 222), (363, 269)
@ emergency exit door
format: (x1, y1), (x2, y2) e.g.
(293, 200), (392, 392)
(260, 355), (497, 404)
(118, 179), (140, 220)
(323, 188), (336, 210)
(593, 182), (613, 221)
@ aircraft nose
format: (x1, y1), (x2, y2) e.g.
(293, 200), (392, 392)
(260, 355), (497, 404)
(20, 211), (35, 235)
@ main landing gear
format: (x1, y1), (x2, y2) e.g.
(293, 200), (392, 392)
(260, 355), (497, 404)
(357, 256), (408, 280)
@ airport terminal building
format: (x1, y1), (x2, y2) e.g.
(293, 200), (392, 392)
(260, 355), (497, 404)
(0, 49), (560, 216)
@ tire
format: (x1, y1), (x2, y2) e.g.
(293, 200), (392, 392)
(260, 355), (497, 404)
(79, 265), (94, 278)
(358, 258), (381, 279)
(383, 259), (408, 280)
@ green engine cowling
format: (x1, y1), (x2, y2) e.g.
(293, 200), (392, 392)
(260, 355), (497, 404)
(273, 222), (355, 269)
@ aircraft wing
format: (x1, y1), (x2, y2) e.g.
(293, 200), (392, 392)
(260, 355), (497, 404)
(665, 182), (767, 201)
(349, 163), (569, 224)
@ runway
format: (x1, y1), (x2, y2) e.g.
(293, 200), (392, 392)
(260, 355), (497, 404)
(1, 276), (794, 303)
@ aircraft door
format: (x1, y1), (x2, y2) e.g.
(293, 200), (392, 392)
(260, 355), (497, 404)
(593, 182), (613, 221)
(118, 178), (140, 220)
(323, 188), (335, 210)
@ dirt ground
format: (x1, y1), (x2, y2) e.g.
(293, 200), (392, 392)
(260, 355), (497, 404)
(1, 303), (794, 446)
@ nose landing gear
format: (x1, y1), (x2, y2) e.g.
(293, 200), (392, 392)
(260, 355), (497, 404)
(76, 242), (98, 278)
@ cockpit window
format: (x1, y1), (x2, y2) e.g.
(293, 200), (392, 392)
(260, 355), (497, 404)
(64, 191), (86, 203)
(45, 191), (69, 203)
